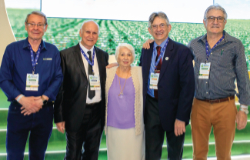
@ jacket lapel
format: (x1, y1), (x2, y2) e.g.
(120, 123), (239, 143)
(74, 44), (87, 79)
(95, 47), (104, 81)
(145, 43), (154, 79)
(159, 38), (174, 82)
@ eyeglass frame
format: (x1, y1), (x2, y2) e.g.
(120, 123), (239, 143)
(26, 22), (46, 28)
(151, 23), (169, 30)
(205, 16), (225, 23)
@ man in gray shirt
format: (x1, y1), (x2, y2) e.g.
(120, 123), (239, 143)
(188, 4), (250, 160)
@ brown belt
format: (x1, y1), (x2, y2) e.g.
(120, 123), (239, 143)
(197, 95), (234, 103)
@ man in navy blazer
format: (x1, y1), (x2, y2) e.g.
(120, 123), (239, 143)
(140, 12), (195, 160)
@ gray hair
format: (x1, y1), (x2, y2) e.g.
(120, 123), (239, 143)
(204, 4), (228, 20)
(115, 43), (135, 63)
(25, 11), (48, 25)
(80, 20), (100, 35)
(148, 12), (170, 28)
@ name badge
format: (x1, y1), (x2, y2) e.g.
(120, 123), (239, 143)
(43, 58), (52, 60)
(89, 75), (100, 90)
(26, 74), (39, 91)
(199, 62), (211, 79)
(149, 72), (160, 90)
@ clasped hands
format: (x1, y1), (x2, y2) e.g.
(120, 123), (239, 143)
(17, 95), (48, 116)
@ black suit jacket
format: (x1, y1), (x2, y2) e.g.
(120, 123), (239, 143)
(54, 44), (109, 132)
(140, 38), (195, 131)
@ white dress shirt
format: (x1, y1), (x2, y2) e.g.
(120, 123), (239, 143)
(79, 42), (101, 104)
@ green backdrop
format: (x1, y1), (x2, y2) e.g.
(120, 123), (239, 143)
(0, 8), (249, 160)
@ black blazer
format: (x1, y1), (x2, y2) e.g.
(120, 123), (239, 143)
(140, 38), (195, 132)
(54, 44), (109, 132)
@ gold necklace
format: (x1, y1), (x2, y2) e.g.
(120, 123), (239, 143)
(118, 68), (130, 97)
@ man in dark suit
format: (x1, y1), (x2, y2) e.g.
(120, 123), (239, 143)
(54, 20), (109, 160)
(140, 12), (195, 160)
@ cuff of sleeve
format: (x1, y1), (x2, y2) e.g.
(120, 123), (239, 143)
(240, 104), (248, 109)
(176, 118), (185, 122)
(176, 114), (190, 125)
(13, 91), (22, 101)
(43, 91), (53, 101)
(54, 115), (64, 123)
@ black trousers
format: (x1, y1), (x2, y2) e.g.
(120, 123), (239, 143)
(65, 102), (103, 160)
(145, 94), (185, 160)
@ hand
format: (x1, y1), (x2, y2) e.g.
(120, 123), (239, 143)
(19, 96), (43, 115)
(142, 39), (154, 49)
(56, 121), (65, 133)
(236, 111), (247, 130)
(19, 96), (37, 115)
(174, 119), (186, 136)
(106, 63), (118, 69)
(33, 96), (43, 109)
(41, 95), (49, 101)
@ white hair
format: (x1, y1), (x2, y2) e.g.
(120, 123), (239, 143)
(115, 43), (135, 63)
(204, 4), (228, 20)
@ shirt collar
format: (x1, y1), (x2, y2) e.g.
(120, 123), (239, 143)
(198, 30), (234, 44)
(79, 42), (94, 56)
(23, 37), (46, 51)
(153, 37), (169, 49)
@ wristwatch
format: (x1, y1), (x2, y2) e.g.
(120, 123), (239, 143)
(41, 96), (48, 106)
(240, 107), (249, 115)
(240, 105), (249, 114)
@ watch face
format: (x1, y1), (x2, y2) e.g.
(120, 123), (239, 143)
(43, 100), (48, 105)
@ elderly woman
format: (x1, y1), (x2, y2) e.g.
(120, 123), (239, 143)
(105, 43), (144, 160)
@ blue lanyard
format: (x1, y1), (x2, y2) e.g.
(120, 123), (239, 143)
(154, 38), (169, 70)
(80, 47), (95, 67)
(205, 35), (224, 61)
(28, 43), (41, 74)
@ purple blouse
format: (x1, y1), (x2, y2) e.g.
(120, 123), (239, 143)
(107, 74), (135, 129)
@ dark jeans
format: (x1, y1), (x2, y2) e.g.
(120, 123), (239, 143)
(65, 102), (103, 160)
(145, 94), (185, 160)
(6, 103), (53, 160)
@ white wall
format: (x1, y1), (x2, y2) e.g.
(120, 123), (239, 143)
(0, 0), (16, 65)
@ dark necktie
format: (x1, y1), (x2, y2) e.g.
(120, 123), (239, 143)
(87, 51), (95, 99)
(155, 46), (162, 70)
(154, 46), (162, 99)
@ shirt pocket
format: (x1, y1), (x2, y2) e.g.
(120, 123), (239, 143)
(42, 58), (53, 68)
(216, 48), (235, 68)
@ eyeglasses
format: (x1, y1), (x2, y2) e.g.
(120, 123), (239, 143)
(26, 23), (46, 28)
(151, 23), (168, 30)
(206, 16), (225, 23)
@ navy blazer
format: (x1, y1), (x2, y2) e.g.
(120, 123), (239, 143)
(140, 38), (195, 132)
